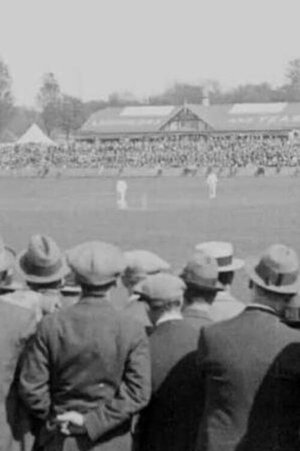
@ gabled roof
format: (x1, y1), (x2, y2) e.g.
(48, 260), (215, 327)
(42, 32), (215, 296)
(189, 103), (300, 132)
(17, 124), (56, 146)
(81, 105), (183, 135)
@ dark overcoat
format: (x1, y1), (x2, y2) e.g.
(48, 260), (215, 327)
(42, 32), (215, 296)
(19, 295), (151, 451)
(139, 319), (204, 451)
(196, 305), (300, 451)
(0, 293), (38, 451)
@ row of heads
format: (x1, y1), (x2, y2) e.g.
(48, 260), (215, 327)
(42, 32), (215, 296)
(0, 235), (299, 300)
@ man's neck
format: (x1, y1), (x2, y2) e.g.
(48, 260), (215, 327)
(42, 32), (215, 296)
(184, 302), (210, 313)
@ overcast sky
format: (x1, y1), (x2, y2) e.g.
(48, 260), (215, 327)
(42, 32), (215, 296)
(0, 0), (300, 106)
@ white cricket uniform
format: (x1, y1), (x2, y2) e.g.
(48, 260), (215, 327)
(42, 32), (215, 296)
(116, 179), (128, 209)
(206, 172), (218, 199)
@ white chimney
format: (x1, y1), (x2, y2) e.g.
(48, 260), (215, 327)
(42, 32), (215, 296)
(202, 85), (210, 107)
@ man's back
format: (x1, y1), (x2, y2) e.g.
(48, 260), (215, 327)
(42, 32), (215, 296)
(209, 291), (244, 322)
(21, 297), (149, 415)
(197, 306), (300, 451)
(0, 295), (37, 451)
(140, 319), (203, 451)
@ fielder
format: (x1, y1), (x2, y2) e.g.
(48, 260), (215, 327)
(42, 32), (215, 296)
(206, 170), (218, 199)
(116, 179), (128, 209)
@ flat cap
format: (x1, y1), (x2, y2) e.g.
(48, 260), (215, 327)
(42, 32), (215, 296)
(123, 249), (170, 287)
(180, 251), (223, 292)
(67, 241), (125, 287)
(134, 273), (185, 306)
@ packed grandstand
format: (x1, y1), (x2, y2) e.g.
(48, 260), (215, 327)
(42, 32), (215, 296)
(1, 103), (300, 174)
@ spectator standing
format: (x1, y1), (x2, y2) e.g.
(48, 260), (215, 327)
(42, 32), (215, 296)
(19, 241), (151, 451)
(195, 241), (245, 321)
(135, 273), (203, 451)
(17, 235), (69, 315)
(196, 244), (300, 451)
(0, 236), (40, 451)
(122, 249), (170, 327)
(180, 251), (223, 330)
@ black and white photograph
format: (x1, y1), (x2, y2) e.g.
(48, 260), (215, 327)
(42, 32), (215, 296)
(0, 0), (300, 450)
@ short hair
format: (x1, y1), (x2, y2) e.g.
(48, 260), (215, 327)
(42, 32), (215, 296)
(218, 271), (234, 286)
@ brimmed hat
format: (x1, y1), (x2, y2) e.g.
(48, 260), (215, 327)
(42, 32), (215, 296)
(123, 250), (170, 287)
(180, 251), (223, 292)
(134, 273), (185, 307)
(17, 235), (69, 284)
(195, 241), (244, 272)
(67, 241), (125, 287)
(246, 244), (300, 294)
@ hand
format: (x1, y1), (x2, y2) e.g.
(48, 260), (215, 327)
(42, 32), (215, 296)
(55, 411), (86, 436)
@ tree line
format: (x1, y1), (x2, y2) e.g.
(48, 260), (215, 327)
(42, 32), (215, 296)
(1, 58), (300, 139)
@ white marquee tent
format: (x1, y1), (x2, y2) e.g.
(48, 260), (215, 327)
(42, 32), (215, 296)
(17, 124), (57, 146)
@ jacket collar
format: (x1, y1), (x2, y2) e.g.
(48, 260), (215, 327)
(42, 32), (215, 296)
(79, 293), (110, 306)
(184, 304), (211, 319)
(245, 303), (279, 317)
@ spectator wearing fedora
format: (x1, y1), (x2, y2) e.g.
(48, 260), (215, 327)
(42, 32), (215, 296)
(180, 251), (223, 331)
(135, 273), (203, 451)
(0, 236), (40, 451)
(17, 235), (69, 315)
(195, 241), (245, 322)
(122, 249), (170, 327)
(195, 244), (300, 451)
(19, 241), (151, 451)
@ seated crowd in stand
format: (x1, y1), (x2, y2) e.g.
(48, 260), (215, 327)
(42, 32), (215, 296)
(1, 233), (300, 451)
(0, 134), (300, 172)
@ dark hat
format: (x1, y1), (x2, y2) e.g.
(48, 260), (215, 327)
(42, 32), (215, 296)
(246, 244), (300, 294)
(17, 235), (69, 284)
(134, 273), (185, 307)
(180, 251), (223, 292)
(67, 241), (125, 287)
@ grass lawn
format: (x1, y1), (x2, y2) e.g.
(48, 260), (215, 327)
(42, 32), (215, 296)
(0, 175), (299, 303)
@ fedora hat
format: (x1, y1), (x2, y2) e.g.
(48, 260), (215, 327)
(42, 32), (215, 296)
(180, 251), (223, 292)
(17, 235), (69, 284)
(123, 250), (170, 287)
(246, 244), (300, 294)
(195, 241), (244, 272)
(67, 241), (125, 287)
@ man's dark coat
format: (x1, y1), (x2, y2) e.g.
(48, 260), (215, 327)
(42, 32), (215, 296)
(139, 319), (204, 451)
(19, 296), (151, 451)
(196, 305), (300, 451)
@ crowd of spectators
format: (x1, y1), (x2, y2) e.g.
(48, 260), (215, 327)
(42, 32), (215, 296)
(0, 134), (300, 172)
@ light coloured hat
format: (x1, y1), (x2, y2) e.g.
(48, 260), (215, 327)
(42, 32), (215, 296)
(134, 273), (185, 306)
(17, 235), (69, 284)
(180, 251), (223, 292)
(246, 244), (300, 294)
(195, 241), (244, 272)
(123, 250), (170, 287)
(67, 241), (125, 287)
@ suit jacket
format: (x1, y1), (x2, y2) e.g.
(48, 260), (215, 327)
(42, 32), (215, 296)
(196, 305), (300, 451)
(183, 305), (213, 331)
(209, 291), (245, 322)
(139, 319), (204, 451)
(19, 295), (151, 451)
(0, 293), (38, 451)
